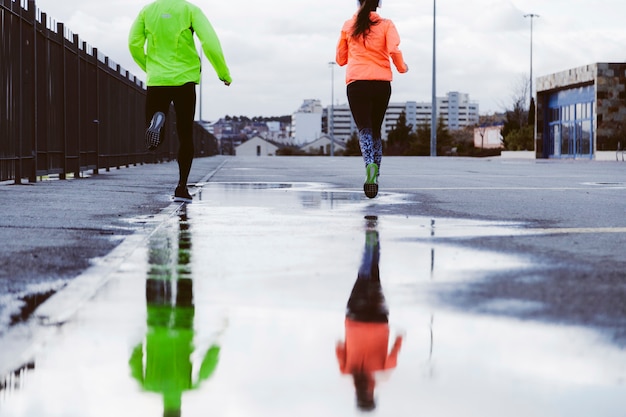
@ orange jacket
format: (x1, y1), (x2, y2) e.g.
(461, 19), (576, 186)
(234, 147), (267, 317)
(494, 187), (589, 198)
(336, 12), (408, 85)
(336, 318), (403, 374)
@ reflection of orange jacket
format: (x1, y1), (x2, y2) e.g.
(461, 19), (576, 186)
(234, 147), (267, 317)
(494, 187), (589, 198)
(336, 12), (408, 85)
(336, 318), (403, 374)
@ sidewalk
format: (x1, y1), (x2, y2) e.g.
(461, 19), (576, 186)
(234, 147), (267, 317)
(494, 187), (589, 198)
(0, 157), (227, 327)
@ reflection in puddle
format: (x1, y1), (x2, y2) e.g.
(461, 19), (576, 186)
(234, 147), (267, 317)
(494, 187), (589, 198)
(131, 206), (223, 417)
(336, 216), (403, 411)
(300, 191), (363, 209)
(0, 362), (35, 404)
(219, 182), (293, 191)
(0, 280), (67, 331)
(199, 182), (402, 211)
(0, 183), (624, 416)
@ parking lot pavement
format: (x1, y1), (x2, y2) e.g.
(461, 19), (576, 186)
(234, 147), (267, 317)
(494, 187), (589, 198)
(1, 156), (625, 416)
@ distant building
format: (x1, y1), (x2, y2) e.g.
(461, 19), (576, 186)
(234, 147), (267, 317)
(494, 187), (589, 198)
(536, 62), (626, 160)
(292, 99), (323, 144)
(324, 103), (356, 142)
(440, 91), (480, 130)
(235, 136), (280, 157)
(325, 92), (480, 141)
(300, 135), (347, 155)
(265, 121), (291, 144)
(474, 124), (504, 149)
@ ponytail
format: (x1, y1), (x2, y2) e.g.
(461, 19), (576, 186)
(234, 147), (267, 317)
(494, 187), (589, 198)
(351, 0), (381, 39)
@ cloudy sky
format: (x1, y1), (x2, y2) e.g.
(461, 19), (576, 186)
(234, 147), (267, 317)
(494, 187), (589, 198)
(32, 0), (626, 121)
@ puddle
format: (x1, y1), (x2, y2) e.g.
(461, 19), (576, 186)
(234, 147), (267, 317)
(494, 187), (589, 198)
(0, 280), (68, 333)
(0, 183), (624, 417)
(582, 182), (626, 187)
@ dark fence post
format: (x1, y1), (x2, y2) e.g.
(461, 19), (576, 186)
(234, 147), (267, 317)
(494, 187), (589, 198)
(93, 47), (101, 174)
(26, 0), (36, 182)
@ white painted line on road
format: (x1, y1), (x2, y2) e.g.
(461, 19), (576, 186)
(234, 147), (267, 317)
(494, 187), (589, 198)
(195, 159), (229, 185)
(385, 186), (626, 191)
(527, 227), (626, 235)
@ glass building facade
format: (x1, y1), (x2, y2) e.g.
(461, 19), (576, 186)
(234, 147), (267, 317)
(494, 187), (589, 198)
(544, 85), (594, 159)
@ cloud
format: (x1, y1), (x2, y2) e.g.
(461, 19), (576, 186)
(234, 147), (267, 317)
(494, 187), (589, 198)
(465, 1), (528, 33)
(29, 0), (626, 119)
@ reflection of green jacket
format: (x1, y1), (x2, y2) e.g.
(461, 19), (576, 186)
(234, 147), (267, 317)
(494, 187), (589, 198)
(128, 0), (231, 86)
(129, 306), (220, 413)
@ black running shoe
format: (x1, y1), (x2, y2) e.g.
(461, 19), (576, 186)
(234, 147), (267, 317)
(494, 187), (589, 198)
(146, 111), (165, 151)
(174, 186), (192, 203)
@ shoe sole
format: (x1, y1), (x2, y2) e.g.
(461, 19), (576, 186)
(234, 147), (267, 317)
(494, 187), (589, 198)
(364, 163), (379, 198)
(146, 112), (165, 151)
(364, 183), (378, 199)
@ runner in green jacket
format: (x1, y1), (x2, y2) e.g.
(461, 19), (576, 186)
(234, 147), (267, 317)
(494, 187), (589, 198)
(129, 0), (232, 202)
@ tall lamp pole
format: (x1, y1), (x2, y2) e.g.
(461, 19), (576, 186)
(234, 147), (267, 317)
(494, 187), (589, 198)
(430, 0), (437, 157)
(524, 13), (539, 147)
(328, 61), (336, 157)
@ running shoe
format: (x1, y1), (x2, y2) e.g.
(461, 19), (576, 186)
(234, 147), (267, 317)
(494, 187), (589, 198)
(145, 111), (165, 151)
(174, 186), (192, 203)
(363, 163), (379, 199)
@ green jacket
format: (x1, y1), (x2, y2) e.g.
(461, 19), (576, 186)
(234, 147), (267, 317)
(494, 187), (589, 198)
(129, 305), (220, 414)
(128, 0), (231, 86)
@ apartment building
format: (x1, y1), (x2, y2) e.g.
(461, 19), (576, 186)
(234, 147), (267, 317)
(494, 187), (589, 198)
(291, 99), (323, 144)
(321, 92), (479, 141)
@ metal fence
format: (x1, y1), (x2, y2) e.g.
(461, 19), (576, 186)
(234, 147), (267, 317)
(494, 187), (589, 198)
(1, 0), (217, 183)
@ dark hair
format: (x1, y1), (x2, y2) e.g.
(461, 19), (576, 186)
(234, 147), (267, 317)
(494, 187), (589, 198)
(353, 371), (376, 411)
(351, 0), (381, 39)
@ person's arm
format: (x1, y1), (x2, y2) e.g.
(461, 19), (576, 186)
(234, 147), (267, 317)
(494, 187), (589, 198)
(191, 7), (232, 85)
(128, 11), (147, 73)
(385, 335), (403, 369)
(128, 344), (145, 384)
(194, 345), (220, 388)
(335, 29), (349, 67)
(335, 341), (348, 373)
(386, 21), (408, 73)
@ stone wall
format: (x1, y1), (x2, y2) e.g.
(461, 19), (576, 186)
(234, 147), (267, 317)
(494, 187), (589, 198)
(595, 63), (626, 151)
(536, 64), (596, 91)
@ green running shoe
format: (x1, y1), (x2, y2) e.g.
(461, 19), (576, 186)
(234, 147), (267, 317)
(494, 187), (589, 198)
(363, 163), (379, 199)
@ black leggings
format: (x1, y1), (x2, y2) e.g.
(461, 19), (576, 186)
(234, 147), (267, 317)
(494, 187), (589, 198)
(146, 82), (196, 187)
(346, 80), (391, 139)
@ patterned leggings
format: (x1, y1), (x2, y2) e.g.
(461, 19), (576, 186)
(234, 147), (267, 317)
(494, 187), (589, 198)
(358, 128), (383, 168)
(347, 80), (391, 170)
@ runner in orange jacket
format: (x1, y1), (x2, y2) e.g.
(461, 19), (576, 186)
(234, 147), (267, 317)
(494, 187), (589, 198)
(336, 0), (408, 199)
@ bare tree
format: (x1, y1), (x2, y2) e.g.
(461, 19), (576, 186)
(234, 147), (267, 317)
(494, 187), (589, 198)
(495, 75), (534, 150)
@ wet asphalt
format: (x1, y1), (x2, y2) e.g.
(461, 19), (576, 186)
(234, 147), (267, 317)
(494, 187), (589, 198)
(0, 155), (625, 416)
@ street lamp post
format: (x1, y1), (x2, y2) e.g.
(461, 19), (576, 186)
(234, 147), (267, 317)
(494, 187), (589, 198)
(524, 13), (539, 106)
(328, 61), (336, 157)
(524, 13), (539, 147)
(430, 0), (437, 157)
